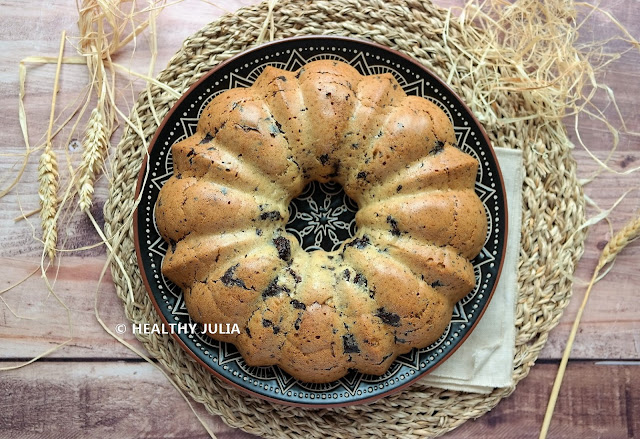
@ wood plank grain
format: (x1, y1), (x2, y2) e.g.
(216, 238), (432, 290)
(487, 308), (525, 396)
(0, 361), (637, 439)
(451, 361), (640, 439)
(0, 256), (147, 360)
(0, 360), (258, 439)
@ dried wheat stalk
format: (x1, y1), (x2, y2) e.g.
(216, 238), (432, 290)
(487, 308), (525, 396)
(597, 214), (640, 270)
(38, 30), (66, 261)
(38, 145), (59, 260)
(78, 107), (108, 212)
(540, 210), (640, 438)
(76, 1), (169, 211)
(78, 0), (110, 211)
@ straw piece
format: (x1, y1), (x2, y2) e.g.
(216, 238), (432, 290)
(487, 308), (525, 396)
(2, 63), (32, 200)
(109, 62), (181, 98)
(256, 0), (277, 44)
(21, 56), (86, 64)
(0, 267), (39, 296)
(0, 340), (72, 372)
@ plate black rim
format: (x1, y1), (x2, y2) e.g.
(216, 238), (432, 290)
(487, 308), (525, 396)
(133, 35), (508, 408)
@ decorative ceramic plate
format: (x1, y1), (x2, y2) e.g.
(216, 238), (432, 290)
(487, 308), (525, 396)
(134, 35), (507, 407)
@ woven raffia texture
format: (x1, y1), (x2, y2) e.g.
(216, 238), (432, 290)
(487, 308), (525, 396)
(103, 0), (586, 437)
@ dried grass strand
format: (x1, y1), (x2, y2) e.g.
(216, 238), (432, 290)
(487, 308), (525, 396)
(0, 340), (72, 372)
(2, 62), (32, 200)
(78, 2), (111, 212)
(0, 267), (39, 296)
(21, 55), (86, 64)
(458, 0), (640, 177)
(256, 0), (277, 44)
(145, 2), (162, 127)
(109, 61), (180, 98)
(77, 0), (158, 60)
(0, 295), (36, 320)
(0, 50), (87, 200)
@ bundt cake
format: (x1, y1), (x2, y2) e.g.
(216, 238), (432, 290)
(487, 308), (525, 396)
(155, 60), (487, 383)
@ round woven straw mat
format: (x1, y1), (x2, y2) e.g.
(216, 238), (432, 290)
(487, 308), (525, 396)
(104, 0), (586, 436)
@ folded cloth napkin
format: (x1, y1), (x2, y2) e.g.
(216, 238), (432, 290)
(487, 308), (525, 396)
(419, 147), (523, 394)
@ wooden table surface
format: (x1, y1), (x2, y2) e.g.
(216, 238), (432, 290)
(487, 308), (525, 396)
(1, 1), (639, 438)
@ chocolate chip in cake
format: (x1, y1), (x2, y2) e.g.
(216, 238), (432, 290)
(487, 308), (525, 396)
(357, 171), (367, 180)
(375, 308), (401, 327)
(235, 123), (260, 133)
(220, 264), (249, 290)
(290, 299), (306, 310)
(386, 215), (401, 237)
(260, 211), (282, 221)
(326, 161), (340, 178)
(347, 235), (370, 249)
(199, 133), (214, 144)
(262, 278), (289, 299)
(430, 140), (445, 155)
(430, 280), (444, 288)
(287, 268), (302, 283)
(353, 273), (367, 288)
(319, 154), (329, 165)
(269, 120), (284, 138)
(342, 334), (360, 354)
(262, 319), (273, 327)
(273, 236), (291, 261)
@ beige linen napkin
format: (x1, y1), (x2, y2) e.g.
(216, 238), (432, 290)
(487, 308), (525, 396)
(420, 147), (523, 394)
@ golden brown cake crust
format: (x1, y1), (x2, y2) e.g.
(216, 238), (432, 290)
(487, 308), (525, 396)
(155, 60), (487, 383)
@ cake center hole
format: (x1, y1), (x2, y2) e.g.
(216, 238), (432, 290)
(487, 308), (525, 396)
(286, 181), (358, 252)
